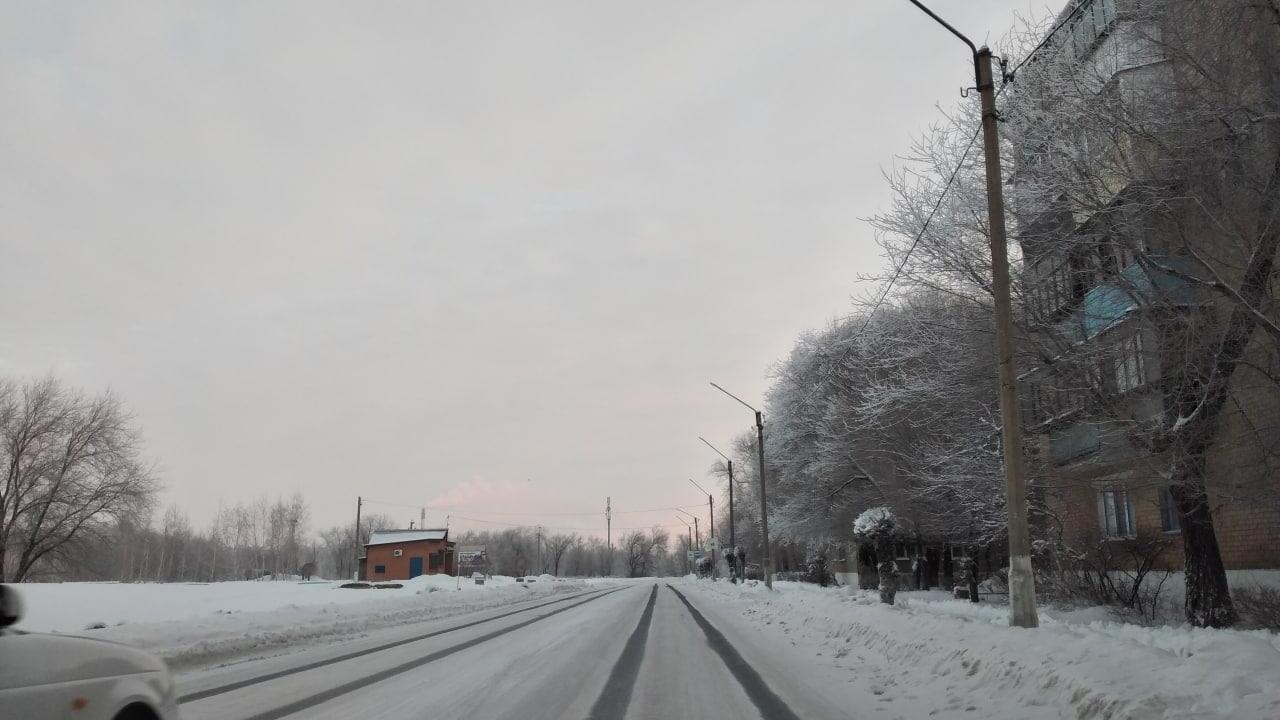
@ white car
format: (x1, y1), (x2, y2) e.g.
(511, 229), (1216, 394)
(0, 584), (179, 720)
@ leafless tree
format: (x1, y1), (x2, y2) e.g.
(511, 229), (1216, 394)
(544, 533), (576, 576)
(0, 377), (158, 582)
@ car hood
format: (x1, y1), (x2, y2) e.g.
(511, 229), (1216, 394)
(0, 631), (167, 690)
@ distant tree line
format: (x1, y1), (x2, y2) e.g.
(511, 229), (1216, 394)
(450, 526), (682, 578)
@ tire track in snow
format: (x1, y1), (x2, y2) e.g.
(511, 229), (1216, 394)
(180, 586), (617, 704)
(585, 583), (658, 720)
(232, 586), (628, 720)
(666, 584), (802, 720)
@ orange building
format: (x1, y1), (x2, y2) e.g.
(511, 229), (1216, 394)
(358, 529), (455, 581)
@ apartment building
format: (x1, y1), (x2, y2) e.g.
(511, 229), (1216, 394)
(1015, 0), (1280, 576)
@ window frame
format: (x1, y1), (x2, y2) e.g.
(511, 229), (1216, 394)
(1159, 487), (1182, 534)
(1096, 486), (1136, 539)
(1113, 332), (1147, 394)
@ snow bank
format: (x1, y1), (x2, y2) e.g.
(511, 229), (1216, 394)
(677, 579), (1280, 719)
(11, 576), (597, 670)
(13, 576), (531, 634)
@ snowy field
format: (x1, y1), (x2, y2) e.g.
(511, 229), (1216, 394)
(675, 579), (1280, 720)
(11, 574), (607, 670)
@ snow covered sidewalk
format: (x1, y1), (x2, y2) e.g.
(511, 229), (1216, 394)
(675, 579), (1280, 719)
(13, 574), (600, 670)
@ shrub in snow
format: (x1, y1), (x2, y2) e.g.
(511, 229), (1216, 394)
(804, 541), (836, 587)
(1038, 531), (1177, 623)
(853, 507), (903, 603)
(1234, 584), (1280, 631)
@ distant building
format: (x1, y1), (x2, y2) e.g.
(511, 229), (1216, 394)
(358, 529), (455, 581)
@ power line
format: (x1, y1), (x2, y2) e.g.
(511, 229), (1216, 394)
(855, 6), (1069, 337)
(856, 123), (983, 337)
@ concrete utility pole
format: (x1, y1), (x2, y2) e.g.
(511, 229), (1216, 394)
(699, 437), (738, 582)
(754, 410), (772, 590)
(709, 382), (774, 589)
(689, 477), (716, 578)
(606, 497), (611, 574)
(353, 496), (362, 581)
(905, 0), (1038, 628)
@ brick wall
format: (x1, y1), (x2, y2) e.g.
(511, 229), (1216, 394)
(363, 540), (454, 580)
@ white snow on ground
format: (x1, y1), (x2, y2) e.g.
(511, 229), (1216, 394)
(676, 579), (1280, 720)
(12, 575), (607, 670)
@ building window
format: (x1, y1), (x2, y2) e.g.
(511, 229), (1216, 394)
(429, 554), (442, 570)
(1034, 254), (1074, 319)
(1097, 488), (1136, 538)
(1062, 0), (1118, 58)
(1159, 487), (1182, 534)
(1114, 333), (1146, 393)
(374, 564), (386, 574)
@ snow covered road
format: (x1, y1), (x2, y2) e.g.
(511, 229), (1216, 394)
(176, 581), (843, 720)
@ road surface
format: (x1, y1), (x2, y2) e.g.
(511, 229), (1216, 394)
(176, 581), (848, 720)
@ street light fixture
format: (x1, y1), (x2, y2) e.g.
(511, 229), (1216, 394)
(903, 0), (1038, 629)
(687, 478), (714, 541)
(709, 381), (773, 590)
(675, 515), (694, 575)
(675, 507), (700, 547)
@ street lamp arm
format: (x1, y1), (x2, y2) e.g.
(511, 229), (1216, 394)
(709, 382), (758, 414)
(674, 508), (696, 522)
(698, 436), (730, 462)
(904, 0), (976, 57)
(688, 478), (711, 496)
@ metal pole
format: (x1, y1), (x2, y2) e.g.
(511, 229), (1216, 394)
(353, 496), (362, 581)
(709, 493), (717, 578)
(606, 497), (611, 576)
(756, 411), (773, 589)
(728, 460), (737, 582)
(975, 47), (1038, 629)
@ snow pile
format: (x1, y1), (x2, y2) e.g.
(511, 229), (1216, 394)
(678, 579), (1280, 719)
(12, 576), (596, 670)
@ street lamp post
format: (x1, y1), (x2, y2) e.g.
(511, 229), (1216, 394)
(710, 382), (773, 590)
(903, 0), (1038, 629)
(676, 516), (693, 575)
(675, 508), (699, 548)
(698, 436), (738, 583)
(689, 478), (716, 578)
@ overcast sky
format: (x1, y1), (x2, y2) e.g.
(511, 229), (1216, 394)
(0, 1), (1037, 539)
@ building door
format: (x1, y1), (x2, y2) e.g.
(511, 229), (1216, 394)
(409, 556), (423, 578)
